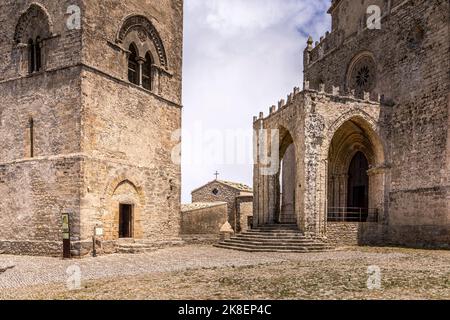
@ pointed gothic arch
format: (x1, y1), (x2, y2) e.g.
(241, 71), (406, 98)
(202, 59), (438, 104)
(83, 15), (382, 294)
(14, 3), (53, 44)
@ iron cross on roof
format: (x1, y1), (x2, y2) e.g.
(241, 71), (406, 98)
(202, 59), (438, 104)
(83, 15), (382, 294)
(214, 171), (219, 180)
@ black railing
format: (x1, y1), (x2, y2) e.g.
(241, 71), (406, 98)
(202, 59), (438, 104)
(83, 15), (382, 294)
(327, 207), (379, 223)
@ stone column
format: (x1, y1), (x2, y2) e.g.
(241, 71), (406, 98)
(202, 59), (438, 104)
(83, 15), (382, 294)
(339, 174), (349, 208)
(153, 65), (161, 95)
(367, 166), (389, 222)
(137, 58), (145, 86)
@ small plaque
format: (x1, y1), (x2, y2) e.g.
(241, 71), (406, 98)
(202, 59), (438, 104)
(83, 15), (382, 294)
(62, 213), (70, 232)
(62, 232), (70, 240)
(95, 227), (103, 236)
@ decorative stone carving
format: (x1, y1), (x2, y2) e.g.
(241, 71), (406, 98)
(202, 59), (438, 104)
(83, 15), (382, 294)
(347, 53), (377, 96)
(137, 29), (147, 43)
(117, 15), (168, 69)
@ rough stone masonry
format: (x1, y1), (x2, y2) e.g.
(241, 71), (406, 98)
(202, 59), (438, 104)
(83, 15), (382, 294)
(252, 0), (449, 249)
(0, 0), (184, 256)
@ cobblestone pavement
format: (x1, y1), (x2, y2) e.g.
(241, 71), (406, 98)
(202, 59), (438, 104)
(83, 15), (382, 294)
(0, 246), (449, 300)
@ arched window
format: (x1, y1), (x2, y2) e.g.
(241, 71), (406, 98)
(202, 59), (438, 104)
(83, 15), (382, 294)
(15, 4), (53, 75)
(28, 37), (43, 74)
(346, 52), (377, 98)
(128, 44), (139, 85)
(142, 52), (153, 90)
(35, 37), (42, 72)
(28, 39), (35, 74)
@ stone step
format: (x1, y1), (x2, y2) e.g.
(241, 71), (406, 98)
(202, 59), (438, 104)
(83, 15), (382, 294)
(250, 227), (299, 231)
(216, 225), (333, 253)
(222, 240), (331, 249)
(247, 230), (302, 235)
(253, 224), (299, 229)
(236, 233), (309, 238)
(246, 231), (304, 235)
(225, 239), (326, 246)
(214, 244), (333, 253)
(117, 243), (157, 254)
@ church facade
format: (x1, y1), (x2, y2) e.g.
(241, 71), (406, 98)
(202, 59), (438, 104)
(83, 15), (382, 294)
(252, 0), (449, 248)
(0, 0), (183, 256)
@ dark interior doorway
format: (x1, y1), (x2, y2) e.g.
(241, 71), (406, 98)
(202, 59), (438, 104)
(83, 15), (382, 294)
(119, 204), (133, 238)
(347, 152), (369, 211)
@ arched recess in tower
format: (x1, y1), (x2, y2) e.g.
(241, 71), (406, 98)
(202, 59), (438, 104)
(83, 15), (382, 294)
(327, 116), (385, 222)
(275, 127), (297, 224)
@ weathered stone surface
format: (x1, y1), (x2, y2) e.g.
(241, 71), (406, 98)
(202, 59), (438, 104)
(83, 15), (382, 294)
(0, 0), (183, 256)
(180, 202), (228, 237)
(253, 0), (449, 249)
(191, 180), (253, 232)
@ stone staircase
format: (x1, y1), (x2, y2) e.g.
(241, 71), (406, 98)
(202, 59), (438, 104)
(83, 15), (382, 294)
(215, 224), (333, 253)
(117, 238), (184, 254)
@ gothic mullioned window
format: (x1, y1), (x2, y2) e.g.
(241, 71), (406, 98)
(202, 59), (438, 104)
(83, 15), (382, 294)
(128, 44), (139, 85)
(14, 4), (53, 75)
(28, 37), (42, 74)
(142, 52), (153, 91)
(116, 15), (168, 93)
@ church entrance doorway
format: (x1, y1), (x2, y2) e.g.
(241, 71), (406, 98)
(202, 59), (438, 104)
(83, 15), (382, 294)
(347, 151), (369, 215)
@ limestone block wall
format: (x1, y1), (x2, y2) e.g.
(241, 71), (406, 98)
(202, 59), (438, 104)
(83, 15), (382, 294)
(82, 0), (183, 104)
(295, 0), (448, 248)
(326, 222), (386, 247)
(192, 182), (241, 231)
(326, 222), (360, 246)
(77, 70), (182, 255)
(238, 201), (253, 232)
(0, 0), (83, 81)
(0, 0), (184, 256)
(0, 68), (82, 162)
(0, 157), (82, 257)
(180, 203), (228, 236)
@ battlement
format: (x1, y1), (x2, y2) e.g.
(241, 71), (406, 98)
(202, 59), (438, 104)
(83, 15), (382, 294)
(304, 31), (344, 67)
(253, 82), (387, 123)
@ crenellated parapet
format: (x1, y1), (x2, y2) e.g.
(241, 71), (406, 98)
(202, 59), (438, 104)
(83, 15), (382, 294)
(304, 31), (344, 67)
(253, 83), (390, 123)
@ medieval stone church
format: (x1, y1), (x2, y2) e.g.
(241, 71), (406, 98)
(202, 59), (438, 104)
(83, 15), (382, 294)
(224, 0), (448, 251)
(0, 0), (183, 256)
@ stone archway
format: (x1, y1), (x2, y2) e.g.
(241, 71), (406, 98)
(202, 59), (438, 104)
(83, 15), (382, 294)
(327, 115), (386, 223)
(255, 125), (298, 226)
(276, 128), (297, 224)
(102, 176), (146, 241)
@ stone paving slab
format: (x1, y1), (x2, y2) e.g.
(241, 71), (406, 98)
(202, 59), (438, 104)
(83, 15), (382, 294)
(0, 245), (448, 300)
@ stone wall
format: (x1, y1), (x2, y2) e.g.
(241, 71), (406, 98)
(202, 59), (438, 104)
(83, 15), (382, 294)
(326, 222), (359, 246)
(82, 0), (183, 105)
(327, 222), (385, 247)
(0, 157), (82, 257)
(304, 0), (449, 237)
(192, 181), (240, 230)
(238, 200), (253, 232)
(253, 0), (449, 249)
(0, 0), (184, 256)
(180, 202), (227, 238)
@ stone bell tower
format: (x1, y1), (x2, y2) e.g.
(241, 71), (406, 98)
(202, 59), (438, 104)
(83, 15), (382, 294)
(0, 0), (184, 256)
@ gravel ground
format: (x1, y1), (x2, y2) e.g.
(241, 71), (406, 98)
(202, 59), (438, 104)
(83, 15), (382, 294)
(0, 245), (448, 300)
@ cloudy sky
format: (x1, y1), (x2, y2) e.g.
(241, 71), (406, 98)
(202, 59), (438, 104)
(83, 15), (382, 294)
(181, 0), (331, 202)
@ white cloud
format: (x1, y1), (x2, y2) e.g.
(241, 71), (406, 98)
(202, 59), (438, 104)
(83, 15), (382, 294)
(182, 0), (331, 202)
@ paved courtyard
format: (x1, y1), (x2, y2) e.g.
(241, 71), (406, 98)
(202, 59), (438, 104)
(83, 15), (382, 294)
(0, 245), (448, 300)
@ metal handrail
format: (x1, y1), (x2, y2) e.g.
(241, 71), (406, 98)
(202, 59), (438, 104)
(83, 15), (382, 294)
(327, 207), (379, 222)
